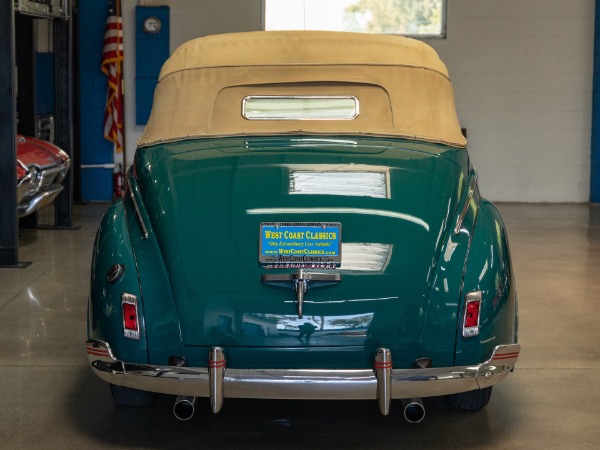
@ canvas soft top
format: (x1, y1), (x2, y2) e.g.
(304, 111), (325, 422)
(138, 31), (467, 148)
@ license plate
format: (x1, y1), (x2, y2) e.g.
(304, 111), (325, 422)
(259, 222), (342, 266)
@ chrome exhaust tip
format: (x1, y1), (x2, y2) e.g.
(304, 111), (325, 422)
(173, 396), (197, 421)
(402, 398), (425, 423)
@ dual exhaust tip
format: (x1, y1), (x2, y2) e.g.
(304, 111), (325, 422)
(402, 398), (426, 424)
(173, 396), (425, 423)
(173, 396), (197, 421)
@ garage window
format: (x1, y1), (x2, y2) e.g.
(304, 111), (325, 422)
(263, 0), (446, 37)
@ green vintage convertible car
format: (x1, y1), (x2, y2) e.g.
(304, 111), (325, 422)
(86, 31), (519, 423)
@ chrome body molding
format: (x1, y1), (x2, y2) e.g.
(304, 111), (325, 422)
(126, 175), (149, 239)
(454, 172), (478, 235)
(86, 340), (520, 415)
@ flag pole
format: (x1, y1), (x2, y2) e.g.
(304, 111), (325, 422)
(117, 0), (126, 184)
(102, 0), (126, 197)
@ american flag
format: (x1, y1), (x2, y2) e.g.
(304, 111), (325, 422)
(101, 0), (124, 153)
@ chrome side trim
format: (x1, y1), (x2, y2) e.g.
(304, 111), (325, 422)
(454, 173), (478, 235)
(454, 187), (473, 235)
(126, 175), (149, 239)
(86, 340), (520, 414)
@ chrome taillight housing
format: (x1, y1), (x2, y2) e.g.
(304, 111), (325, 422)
(122, 293), (141, 340)
(462, 291), (481, 338)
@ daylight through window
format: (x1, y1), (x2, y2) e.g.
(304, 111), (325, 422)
(263, 0), (446, 37)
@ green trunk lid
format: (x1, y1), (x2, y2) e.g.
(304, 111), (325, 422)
(136, 137), (466, 368)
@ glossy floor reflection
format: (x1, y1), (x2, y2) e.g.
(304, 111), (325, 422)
(0, 203), (599, 448)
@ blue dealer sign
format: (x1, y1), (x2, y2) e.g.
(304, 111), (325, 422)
(259, 222), (342, 267)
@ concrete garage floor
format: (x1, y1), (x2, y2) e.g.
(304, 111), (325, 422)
(0, 203), (599, 449)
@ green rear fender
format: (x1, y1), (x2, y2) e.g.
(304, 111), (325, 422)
(123, 173), (184, 365)
(455, 201), (518, 365)
(89, 175), (185, 365)
(89, 200), (148, 363)
(419, 170), (477, 367)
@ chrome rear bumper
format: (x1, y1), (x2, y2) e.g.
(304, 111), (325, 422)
(86, 339), (520, 415)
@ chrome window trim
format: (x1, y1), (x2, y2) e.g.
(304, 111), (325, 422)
(242, 95), (360, 120)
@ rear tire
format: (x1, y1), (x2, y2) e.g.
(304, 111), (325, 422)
(110, 384), (156, 406)
(445, 387), (492, 411)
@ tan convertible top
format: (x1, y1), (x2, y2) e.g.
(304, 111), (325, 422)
(139, 31), (467, 148)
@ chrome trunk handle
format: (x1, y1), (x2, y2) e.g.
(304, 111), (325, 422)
(261, 269), (341, 318)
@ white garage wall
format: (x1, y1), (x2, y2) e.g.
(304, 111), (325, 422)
(427, 0), (595, 202)
(121, 0), (594, 202)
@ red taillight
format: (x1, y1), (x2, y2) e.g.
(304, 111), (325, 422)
(465, 301), (480, 328)
(463, 291), (481, 338)
(123, 302), (138, 331)
(121, 293), (141, 340)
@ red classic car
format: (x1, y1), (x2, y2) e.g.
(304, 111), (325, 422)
(16, 134), (70, 218)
